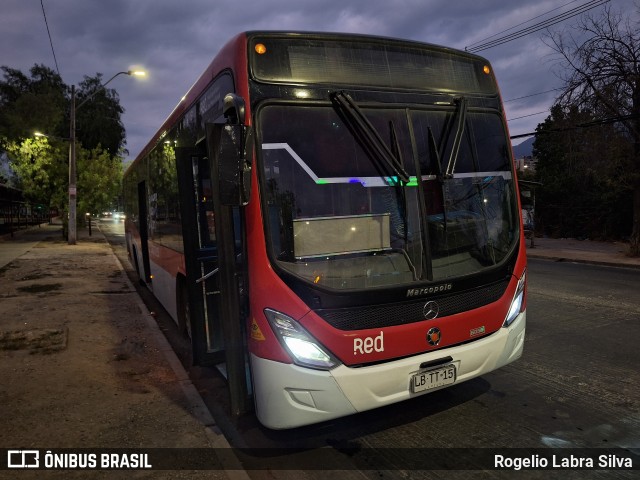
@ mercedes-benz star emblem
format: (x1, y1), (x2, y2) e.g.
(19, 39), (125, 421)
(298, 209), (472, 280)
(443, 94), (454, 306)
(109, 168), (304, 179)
(423, 300), (439, 320)
(426, 327), (442, 346)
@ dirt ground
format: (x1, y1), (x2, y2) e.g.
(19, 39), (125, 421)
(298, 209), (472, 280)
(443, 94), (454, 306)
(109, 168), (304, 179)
(0, 229), (229, 479)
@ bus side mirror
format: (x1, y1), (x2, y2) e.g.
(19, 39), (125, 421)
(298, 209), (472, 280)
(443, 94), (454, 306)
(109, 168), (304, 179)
(223, 93), (245, 125)
(206, 122), (253, 206)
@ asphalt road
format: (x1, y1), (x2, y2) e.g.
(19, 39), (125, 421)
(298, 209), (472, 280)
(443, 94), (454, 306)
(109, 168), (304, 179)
(100, 219), (640, 479)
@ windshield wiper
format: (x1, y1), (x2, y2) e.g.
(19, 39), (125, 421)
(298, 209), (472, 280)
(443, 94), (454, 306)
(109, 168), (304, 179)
(443, 96), (468, 178)
(428, 126), (444, 178)
(388, 119), (410, 246)
(331, 91), (410, 184)
(428, 126), (448, 235)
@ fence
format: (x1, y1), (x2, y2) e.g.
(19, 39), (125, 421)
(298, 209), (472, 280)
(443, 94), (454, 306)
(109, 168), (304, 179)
(0, 184), (50, 236)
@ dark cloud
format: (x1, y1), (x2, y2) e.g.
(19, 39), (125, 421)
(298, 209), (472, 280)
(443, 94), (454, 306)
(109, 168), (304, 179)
(1, 0), (636, 156)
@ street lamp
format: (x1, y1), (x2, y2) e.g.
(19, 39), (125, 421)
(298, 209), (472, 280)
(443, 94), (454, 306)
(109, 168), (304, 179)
(34, 131), (69, 140)
(68, 70), (145, 245)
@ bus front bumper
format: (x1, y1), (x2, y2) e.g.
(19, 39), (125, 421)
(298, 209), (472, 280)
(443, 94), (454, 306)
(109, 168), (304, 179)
(251, 310), (526, 430)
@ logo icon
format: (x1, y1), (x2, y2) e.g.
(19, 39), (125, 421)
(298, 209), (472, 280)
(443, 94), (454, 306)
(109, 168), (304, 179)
(353, 331), (384, 355)
(406, 283), (453, 297)
(426, 327), (442, 346)
(470, 326), (485, 337)
(7, 450), (39, 468)
(423, 301), (439, 320)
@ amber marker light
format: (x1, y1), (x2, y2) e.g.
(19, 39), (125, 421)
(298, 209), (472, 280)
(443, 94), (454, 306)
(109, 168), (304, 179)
(255, 43), (267, 55)
(483, 65), (491, 75)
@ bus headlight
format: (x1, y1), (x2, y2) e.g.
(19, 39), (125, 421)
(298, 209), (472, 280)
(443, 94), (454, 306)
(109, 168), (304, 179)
(503, 269), (526, 327)
(264, 308), (340, 370)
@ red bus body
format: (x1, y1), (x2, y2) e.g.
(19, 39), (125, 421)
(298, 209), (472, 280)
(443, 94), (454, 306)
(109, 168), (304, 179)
(124, 32), (527, 429)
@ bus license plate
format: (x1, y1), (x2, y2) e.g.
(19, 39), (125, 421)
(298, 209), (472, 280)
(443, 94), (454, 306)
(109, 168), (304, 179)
(411, 365), (456, 393)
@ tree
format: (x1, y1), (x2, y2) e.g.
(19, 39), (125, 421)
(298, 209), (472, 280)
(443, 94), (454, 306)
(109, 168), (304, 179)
(4, 136), (121, 218)
(0, 65), (66, 141)
(77, 146), (123, 216)
(4, 136), (66, 206)
(546, 2), (640, 254)
(74, 74), (126, 155)
(533, 104), (633, 239)
(0, 65), (127, 216)
(0, 65), (66, 209)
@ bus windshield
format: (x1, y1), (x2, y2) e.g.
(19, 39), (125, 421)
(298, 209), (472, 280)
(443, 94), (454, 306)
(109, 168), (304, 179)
(259, 101), (518, 290)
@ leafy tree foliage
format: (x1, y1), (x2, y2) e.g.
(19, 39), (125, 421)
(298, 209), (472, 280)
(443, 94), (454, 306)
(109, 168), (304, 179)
(546, 2), (640, 254)
(77, 146), (123, 217)
(0, 65), (126, 216)
(533, 105), (633, 240)
(0, 65), (66, 141)
(74, 74), (126, 155)
(4, 136), (66, 206)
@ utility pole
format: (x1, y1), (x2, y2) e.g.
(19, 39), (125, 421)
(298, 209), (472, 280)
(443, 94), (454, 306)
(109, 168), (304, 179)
(66, 70), (145, 245)
(68, 85), (77, 245)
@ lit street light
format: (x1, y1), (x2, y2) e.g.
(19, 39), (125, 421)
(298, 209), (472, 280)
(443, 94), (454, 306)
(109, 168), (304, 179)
(68, 70), (145, 245)
(34, 131), (68, 140)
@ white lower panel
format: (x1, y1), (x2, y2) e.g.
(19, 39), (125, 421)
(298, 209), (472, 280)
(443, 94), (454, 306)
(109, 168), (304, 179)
(252, 311), (526, 430)
(251, 354), (357, 430)
(148, 260), (178, 323)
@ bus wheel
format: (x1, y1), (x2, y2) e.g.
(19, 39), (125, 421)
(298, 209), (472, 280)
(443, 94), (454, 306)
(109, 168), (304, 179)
(177, 279), (192, 340)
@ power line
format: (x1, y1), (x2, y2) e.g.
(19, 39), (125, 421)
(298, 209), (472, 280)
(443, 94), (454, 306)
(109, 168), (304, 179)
(508, 110), (549, 121)
(465, 0), (610, 53)
(40, 0), (61, 77)
(504, 88), (564, 103)
(510, 113), (640, 139)
(468, 0), (581, 49)
(510, 132), (537, 140)
(467, 0), (609, 52)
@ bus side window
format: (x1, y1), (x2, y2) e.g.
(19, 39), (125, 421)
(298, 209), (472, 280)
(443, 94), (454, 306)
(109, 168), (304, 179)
(198, 160), (216, 247)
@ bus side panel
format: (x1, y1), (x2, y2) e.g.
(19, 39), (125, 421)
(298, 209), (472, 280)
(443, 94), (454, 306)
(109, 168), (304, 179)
(146, 242), (183, 323)
(244, 156), (305, 364)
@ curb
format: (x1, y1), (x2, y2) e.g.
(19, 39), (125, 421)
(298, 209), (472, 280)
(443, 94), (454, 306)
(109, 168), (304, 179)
(103, 226), (251, 479)
(526, 251), (640, 270)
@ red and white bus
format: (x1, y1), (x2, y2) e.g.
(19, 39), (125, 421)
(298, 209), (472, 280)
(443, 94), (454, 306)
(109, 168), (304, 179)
(123, 31), (527, 429)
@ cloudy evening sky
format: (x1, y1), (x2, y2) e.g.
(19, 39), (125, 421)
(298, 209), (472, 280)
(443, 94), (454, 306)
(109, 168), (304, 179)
(1, 0), (637, 162)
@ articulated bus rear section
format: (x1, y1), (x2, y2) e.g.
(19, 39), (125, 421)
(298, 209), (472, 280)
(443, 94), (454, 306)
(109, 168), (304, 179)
(123, 31), (527, 430)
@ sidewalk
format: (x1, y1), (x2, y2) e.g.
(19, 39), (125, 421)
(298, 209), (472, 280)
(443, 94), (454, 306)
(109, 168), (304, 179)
(0, 224), (248, 479)
(525, 236), (640, 269)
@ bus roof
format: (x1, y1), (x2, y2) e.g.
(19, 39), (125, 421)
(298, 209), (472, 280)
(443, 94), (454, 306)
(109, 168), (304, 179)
(126, 31), (493, 175)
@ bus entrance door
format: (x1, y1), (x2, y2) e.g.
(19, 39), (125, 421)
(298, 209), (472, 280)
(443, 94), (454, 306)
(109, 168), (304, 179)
(206, 122), (252, 417)
(177, 139), (251, 416)
(175, 148), (225, 366)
